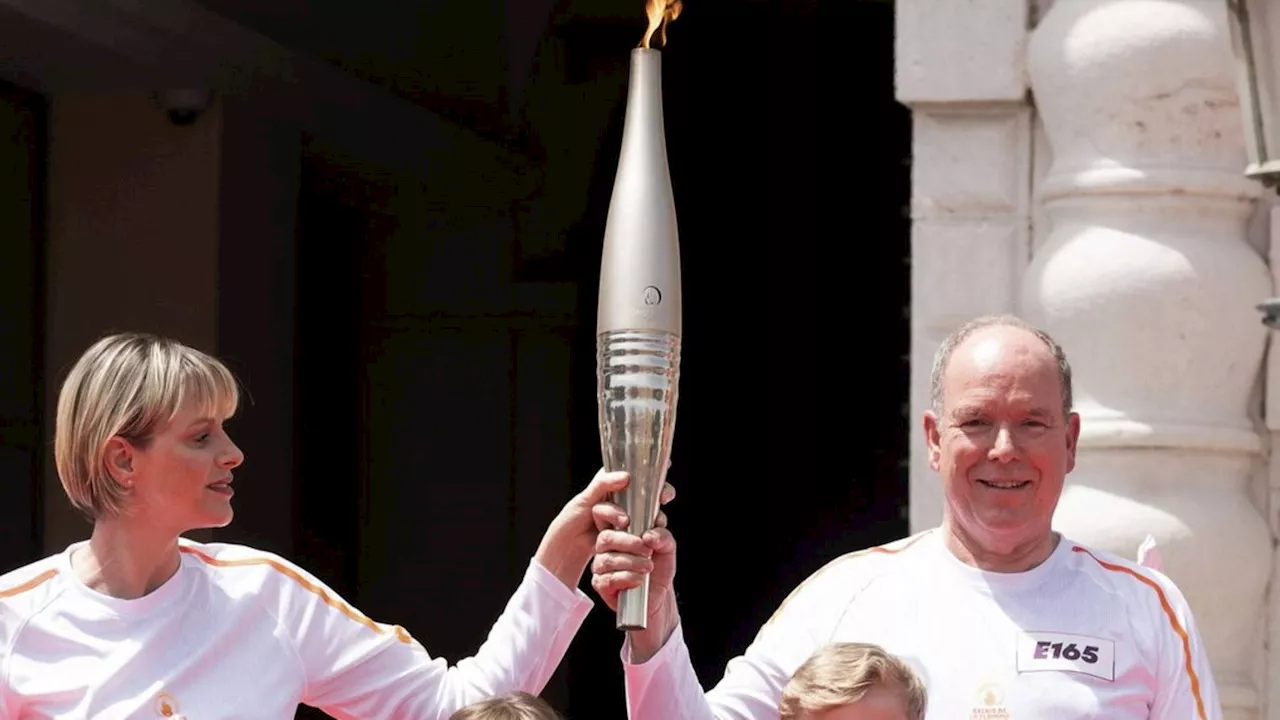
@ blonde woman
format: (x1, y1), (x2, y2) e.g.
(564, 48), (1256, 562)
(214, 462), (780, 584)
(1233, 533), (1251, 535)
(0, 332), (670, 719)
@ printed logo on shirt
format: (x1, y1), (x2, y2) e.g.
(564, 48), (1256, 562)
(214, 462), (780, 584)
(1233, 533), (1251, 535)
(153, 692), (180, 717)
(1016, 630), (1116, 681)
(969, 682), (1010, 720)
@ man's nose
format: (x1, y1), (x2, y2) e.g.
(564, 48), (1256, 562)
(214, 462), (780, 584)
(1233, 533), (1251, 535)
(988, 426), (1018, 461)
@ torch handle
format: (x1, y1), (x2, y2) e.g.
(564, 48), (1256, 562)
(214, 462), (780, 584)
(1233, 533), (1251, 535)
(597, 329), (680, 632)
(611, 481), (660, 631)
(616, 575), (652, 631)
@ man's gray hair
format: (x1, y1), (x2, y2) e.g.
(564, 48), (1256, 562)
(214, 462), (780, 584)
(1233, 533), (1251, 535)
(929, 314), (1073, 419)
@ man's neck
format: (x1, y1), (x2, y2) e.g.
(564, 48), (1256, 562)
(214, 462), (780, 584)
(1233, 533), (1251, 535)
(942, 521), (1059, 573)
(72, 518), (183, 599)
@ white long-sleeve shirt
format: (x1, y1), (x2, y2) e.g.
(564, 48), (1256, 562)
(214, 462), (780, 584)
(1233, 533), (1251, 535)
(0, 538), (594, 719)
(623, 529), (1220, 720)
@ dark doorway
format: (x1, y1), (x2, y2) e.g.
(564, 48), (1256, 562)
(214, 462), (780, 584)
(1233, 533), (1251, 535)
(293, 142), (371, 605)
(290, 144), (390, 720)
(0, 79), (46, 573)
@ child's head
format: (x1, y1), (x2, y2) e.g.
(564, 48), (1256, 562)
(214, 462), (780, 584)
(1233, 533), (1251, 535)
(779, 642), (926, 720)
(448, 691), (563, 720)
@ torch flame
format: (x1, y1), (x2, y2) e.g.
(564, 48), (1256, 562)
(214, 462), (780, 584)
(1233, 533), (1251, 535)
(641, 0), (683, 49)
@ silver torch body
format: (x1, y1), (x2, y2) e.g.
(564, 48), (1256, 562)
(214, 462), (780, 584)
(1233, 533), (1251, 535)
(596, 46), (681, 632)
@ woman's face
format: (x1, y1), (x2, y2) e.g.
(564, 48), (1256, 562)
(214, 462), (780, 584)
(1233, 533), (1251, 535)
(111, 396), (244, 533)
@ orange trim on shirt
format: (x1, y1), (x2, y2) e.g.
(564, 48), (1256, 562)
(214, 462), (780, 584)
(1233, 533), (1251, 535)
(1072, 546), (1206, 720)
(764, 532), (931, 627)
(179, 546), (414, 644)
(0, 569), (57, 599)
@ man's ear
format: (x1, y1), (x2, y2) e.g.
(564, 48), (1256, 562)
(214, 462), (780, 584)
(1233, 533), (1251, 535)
(103, 436), (137, 489)
(1064, 411), (1081, 473)
(923, 411), (943, 472)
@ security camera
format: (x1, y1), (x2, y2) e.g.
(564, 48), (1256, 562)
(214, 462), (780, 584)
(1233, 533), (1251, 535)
(153, 89), (212, 126)
(1259, 299), (1280, 330)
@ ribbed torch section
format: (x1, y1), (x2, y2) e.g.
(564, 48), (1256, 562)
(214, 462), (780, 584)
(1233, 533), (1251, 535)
(595, 47), (682, 632)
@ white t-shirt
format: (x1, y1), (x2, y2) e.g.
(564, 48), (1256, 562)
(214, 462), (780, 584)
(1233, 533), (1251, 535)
(0, 538), (594, 719)
(623, 528), (1221, 720)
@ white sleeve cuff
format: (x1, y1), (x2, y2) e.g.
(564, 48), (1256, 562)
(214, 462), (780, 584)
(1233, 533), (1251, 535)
(621, 619), (710, 719)
(525, 558), (594, 621)
(620, 618), (688, 670)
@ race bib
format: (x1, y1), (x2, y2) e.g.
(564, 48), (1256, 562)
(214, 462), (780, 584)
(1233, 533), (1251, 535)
(1016, 631), (1115, 681)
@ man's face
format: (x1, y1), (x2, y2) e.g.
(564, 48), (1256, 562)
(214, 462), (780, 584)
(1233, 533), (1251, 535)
(922, 326), (1080, 557)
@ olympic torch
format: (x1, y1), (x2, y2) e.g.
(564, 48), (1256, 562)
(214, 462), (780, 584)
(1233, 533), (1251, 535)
(596, 0), (683, 632)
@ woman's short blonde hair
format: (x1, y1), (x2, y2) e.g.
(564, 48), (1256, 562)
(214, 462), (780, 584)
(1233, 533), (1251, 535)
(780, 642), (927, 720)
(448, 692), (562, 720)
(55, 332), (240, 519)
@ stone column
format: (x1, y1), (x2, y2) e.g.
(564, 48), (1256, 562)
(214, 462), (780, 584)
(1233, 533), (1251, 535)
(1025, 1), (1273, 716)
(896, 0), (1034, 531)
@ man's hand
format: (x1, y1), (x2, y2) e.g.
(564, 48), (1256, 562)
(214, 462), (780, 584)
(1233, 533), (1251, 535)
(590, 474), (680, 663)
(533, 469), (674, 593)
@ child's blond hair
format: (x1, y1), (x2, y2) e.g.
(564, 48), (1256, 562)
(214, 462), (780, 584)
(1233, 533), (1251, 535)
(780, 642), (926, 720)
(449, 691), (562, 720)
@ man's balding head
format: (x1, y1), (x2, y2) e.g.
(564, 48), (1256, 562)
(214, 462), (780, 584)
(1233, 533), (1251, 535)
(930, 315), (1073, 420)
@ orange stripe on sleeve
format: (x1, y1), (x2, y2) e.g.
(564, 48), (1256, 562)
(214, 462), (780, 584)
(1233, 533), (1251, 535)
(764, 532), (930, 627)
(180, 546), (414, 644)
(0, 569), (57, 600)
(1072, 546), (1206, 720)
(0, 566), (56, 599)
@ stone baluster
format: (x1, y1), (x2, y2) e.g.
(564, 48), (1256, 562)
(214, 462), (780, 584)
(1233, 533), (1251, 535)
(1025, 1), (1274, 716)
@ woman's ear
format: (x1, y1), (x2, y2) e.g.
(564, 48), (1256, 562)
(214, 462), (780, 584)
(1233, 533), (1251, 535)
(103, 436), (136, 489)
